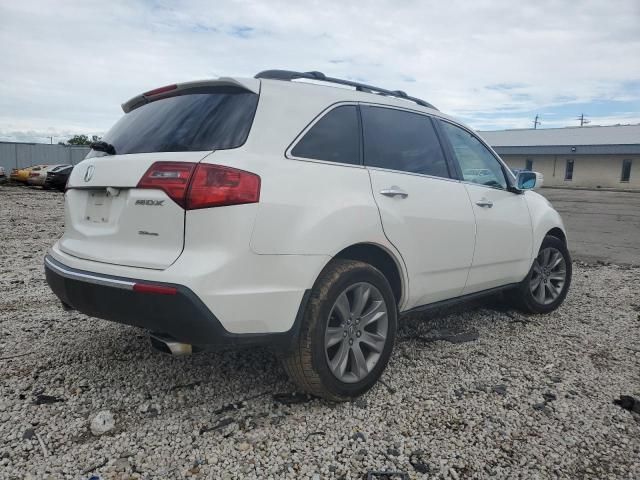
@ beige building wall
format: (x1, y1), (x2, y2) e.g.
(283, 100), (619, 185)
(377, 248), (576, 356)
(501, 154), (640, 190)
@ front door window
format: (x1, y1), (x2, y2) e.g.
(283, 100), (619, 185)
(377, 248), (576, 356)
(439, 121), (507, 189)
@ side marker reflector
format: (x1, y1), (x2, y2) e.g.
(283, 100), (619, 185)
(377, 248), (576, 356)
(133, 283), (178, 295)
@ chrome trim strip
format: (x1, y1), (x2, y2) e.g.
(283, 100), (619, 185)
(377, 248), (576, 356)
(458, 179), (510, 192)
(44, 256), (134, 290)
(365, 166), (460, 183)
(285, 155), (366, 169)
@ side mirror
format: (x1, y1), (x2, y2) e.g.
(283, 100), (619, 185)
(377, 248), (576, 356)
(516, 171), (543, 190)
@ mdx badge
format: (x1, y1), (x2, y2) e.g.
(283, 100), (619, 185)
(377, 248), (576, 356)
(135, 200), (165, 206)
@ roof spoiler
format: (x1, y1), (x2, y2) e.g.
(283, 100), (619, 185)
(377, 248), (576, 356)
(121, 77), (260, 113)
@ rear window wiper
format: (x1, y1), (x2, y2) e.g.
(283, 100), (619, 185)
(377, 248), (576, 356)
(90, 140), (116, 155)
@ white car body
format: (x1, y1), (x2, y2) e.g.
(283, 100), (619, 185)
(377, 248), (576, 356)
(46, 73), (567, 346)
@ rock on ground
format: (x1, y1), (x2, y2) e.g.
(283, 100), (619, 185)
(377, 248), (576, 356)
(90, 411), (115, 436)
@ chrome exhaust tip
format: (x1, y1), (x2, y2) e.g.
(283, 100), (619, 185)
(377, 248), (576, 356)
(149, 333), (193, 356)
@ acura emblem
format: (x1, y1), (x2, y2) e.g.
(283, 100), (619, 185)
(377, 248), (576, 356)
(84, 165), (95, 182)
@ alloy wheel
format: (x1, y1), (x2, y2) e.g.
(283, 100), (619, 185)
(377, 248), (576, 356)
(530, 247), (567, 305)
(324, 282), (389, 383)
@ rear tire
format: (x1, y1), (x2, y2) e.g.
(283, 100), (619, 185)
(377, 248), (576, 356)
(508, 235), (572, 314)
(282, 259), (397, 401)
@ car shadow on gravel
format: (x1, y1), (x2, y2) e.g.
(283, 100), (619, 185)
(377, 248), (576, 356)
(19, 314), (290, 415)
(54, 292), (521, 404)
(397, 292), (523, 343)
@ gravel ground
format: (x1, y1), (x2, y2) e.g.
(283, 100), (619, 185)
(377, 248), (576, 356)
(1, 184), (639, 480)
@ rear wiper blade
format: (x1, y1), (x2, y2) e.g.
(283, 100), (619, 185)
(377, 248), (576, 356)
(90, 140), (116, 155)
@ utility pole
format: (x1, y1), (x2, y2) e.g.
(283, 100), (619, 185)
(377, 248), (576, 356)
(577, 113), (590, 127)
(533, 114), (541, 129)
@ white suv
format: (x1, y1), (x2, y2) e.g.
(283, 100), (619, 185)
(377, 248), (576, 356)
(45, 70), (571, 400)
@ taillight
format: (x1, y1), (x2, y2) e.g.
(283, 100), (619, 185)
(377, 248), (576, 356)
(137, 162), (197, 208)
(186, 164), (260, 210)
(29, 172), (39, 177)
(137, 162), (260, 210)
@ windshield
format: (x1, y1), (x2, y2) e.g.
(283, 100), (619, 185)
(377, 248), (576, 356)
(88, 86), (258, 158)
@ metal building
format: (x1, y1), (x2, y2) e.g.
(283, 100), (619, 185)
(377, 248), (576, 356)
(0, 141), (90, 173)
(480, 124), (640, 190)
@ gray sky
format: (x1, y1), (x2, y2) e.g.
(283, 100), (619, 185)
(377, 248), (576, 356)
(1, 0), (639, 143)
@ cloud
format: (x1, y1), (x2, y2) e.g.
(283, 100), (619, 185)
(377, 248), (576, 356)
(0, 0), (639, 140)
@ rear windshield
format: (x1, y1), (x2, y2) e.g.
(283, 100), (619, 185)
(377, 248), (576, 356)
(88, 86), (258, 157)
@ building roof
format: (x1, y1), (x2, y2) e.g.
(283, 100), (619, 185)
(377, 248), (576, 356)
(479, 124), (640, 156)
(479, 124), (640, 147)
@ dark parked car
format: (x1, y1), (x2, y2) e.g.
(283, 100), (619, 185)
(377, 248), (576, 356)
(44, 165), (73, 191)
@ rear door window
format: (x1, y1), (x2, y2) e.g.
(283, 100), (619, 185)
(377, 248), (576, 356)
(290, 105), (360, 165)
(87, 86), (258, 157)
(361, 106), (450, 178)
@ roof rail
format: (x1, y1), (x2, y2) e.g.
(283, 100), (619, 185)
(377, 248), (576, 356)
(255, 70), (438, 110)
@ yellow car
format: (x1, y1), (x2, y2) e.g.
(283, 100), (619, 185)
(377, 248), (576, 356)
(10, 165), (49, 183)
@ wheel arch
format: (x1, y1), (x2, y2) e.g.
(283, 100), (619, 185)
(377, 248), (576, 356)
(525, 192), (569, 261)
(332, 242), (406, 308)
(546, 227), (567, 244)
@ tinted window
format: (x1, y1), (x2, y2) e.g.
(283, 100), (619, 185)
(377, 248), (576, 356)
(87, 87), (258, 157)
(439, 121), (507, 189)
(291, 106), (360, 165)
(362, 106), (449, 178)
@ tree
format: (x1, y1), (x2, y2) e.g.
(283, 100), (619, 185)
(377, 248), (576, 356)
(60, 134), (101, 146)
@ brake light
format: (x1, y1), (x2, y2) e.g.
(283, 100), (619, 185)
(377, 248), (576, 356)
(29, 172), (39, 177)
(137, 162), (260, 210)
(143, 84), (177, 97)
(186, 164), (260, 210)
(133, 283), (177, 295)
(137, 162), (197, 208)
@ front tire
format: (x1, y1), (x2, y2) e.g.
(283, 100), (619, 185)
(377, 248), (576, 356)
(282, 259), (397, 401)
(509, 235), (572, 314)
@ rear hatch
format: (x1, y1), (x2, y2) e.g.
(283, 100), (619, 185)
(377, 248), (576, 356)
(60, 80), (259, 269)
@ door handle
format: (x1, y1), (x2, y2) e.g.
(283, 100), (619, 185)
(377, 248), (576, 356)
(475, 198), (493, 208)
(380, 186), (408, 198)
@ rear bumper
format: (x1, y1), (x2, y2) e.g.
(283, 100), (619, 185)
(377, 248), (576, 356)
(44, 255), (306, 349)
